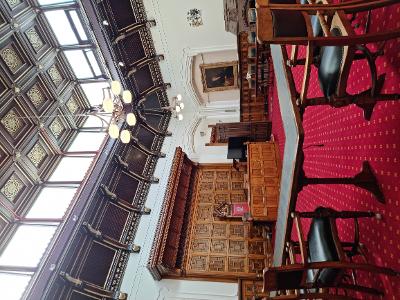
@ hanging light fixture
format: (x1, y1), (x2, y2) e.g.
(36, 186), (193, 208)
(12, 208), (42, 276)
(120, 129), (131, 144)
(159, 95), (185, 121)
(101, 80), (138, 144)
(122, 90), (132, 104)
(111, 80), (122, 95)
(126, 113), (137, 126)
(108, 123), (120, 139)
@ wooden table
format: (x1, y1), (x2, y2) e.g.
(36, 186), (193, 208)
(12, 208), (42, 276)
(270, 45), (305, 267)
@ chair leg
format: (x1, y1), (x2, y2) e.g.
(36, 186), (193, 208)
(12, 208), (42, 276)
(343, 262), (400, 277)
(292, 209), (380, 220)
(339, 283), (383, 296)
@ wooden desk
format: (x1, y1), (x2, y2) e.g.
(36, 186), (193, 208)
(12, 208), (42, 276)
(246, 141), (281, 222)
(270, 45), (305, 267)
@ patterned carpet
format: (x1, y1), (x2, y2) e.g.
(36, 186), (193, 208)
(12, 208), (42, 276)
(270, 3), (400, 299)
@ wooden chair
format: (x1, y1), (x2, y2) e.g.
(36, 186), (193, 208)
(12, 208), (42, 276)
(256, 0), (400, 45)
(255, 0), (400, 120)
(262, 207), (399, 298)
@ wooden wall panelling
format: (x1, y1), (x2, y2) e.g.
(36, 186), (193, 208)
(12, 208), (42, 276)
(114, 30), (145, 67)
(98, 0), (138, 33)
(121, 145), (150, 175)
(238, 32), (268, 122)
(238, 279), (268, 300)
(135, 124), (157, 150)
(208, 121), (271, 144)
(78, 241), (117, 287)
(184, 164), (272, 280)
(131, 64), (155, 94)
(247, 142), (280, 221)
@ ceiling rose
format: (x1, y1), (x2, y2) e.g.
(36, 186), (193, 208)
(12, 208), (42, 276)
(187, 9), (203, 27)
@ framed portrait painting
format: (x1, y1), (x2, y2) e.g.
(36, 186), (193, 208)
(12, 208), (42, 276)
(200, 61), (239, 92)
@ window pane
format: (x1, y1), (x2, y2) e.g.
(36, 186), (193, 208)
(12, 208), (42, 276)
(64, 50), (93, 78)
(69, 11), (88, 41)
(81, 115), (110, 128)
(49, 157), (93, 181)
(0, 225), (57, 267)
(0, 273), (31, 300)
(45, 11), (78, 45)
(26, 188), (77, 219)
(85, 50), (102, 76)
(68, 132), (106, 152)
(38, 0), (75, 4)
(80, 82), (110, 106)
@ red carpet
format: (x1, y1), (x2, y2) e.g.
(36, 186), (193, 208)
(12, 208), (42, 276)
(270, 4), (400, 299)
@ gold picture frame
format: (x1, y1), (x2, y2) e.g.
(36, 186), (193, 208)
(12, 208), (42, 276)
(200, 61), (239, 92)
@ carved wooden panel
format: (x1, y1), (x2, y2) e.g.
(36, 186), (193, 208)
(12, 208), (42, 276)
(209, 121), (271, 144)
(79, 242), (116, 287)
(132, 65), (154, 93)
(99, 0), (137, 31)
(185, 165), (272, 279)
(239, 279), (268, 300)
(247, 142), (280, 221)
(114, 172), (140, 204)
(116, 31), (145, 66)
(98, 203), (129, 241)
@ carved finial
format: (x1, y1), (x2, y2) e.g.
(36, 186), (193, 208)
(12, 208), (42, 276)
(142, 207), (151, 215)
(147, 20), (157, 27)
(100, 184), (117, 201)
(82, 222), (103, 240)
(115, 155), (129, 170)
(59, 272), (83, 287)
(131, 244), (141, 253)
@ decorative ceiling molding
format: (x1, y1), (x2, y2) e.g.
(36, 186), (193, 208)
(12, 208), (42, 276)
(184, 115), (202, 157)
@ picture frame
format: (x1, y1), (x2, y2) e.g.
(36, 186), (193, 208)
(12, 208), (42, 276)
(200, 61), (239, 92)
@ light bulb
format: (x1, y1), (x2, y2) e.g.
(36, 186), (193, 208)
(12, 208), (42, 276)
(179, 102), (184, 109)
(177, 113), (183, 121)
(126, 113), (137, 126)
(175, 105), (181, 112)
(120, 129), (131, 144)
(176, 94), (182, 101)
(108, 124), (120, 139)
(111, 80), (122, 95)
(102, 97), (114, 113)
(122, 90), (132, 104)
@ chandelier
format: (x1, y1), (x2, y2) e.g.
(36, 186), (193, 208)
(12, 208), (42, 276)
(187, 9), (203, 27)
(102, 80), (136, 144)
(163, 94), (184, 120)
(102, 81), (185, 144)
